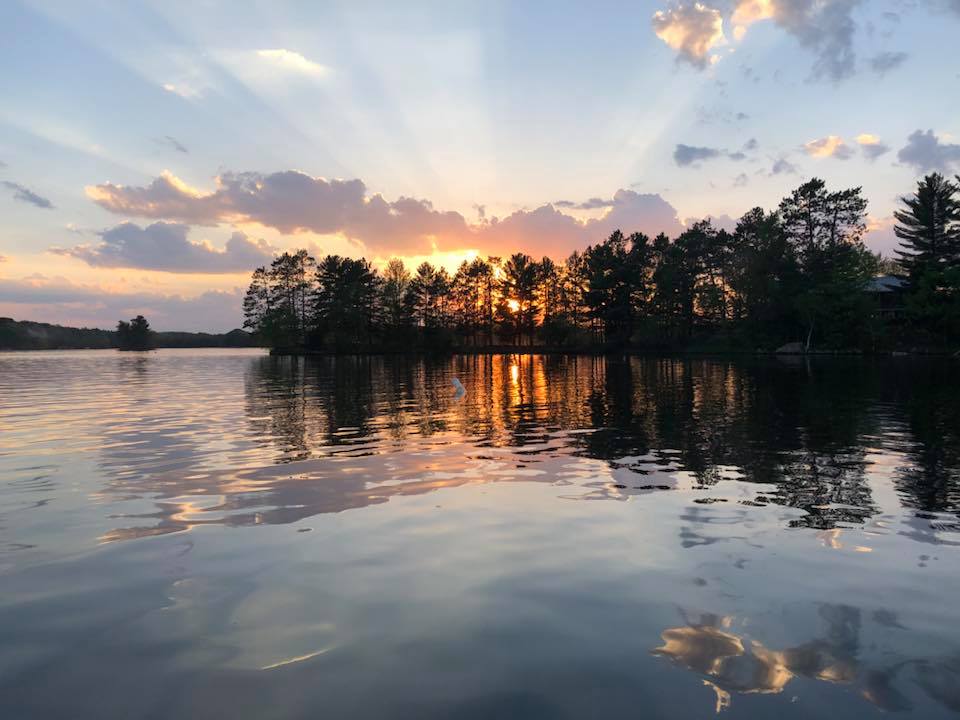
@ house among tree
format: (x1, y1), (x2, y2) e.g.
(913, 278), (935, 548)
(864, 275), (908, 319)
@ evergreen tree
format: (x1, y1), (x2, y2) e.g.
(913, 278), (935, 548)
(313, 255), (380, 347)
(778, 179), (871, 349)
(117, 315), (155, 351)
(380, 258), (412, 334)
(500, 253), (539, 344)
(894, 173), (960, 277)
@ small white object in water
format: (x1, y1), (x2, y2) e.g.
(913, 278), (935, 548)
(451, 377), (466, 399)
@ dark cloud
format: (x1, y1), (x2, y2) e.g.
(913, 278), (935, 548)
(674, 144), (723, 166)
(674, 143), (751, 166)
(51, 222), (276, 273)
(695, 106), (750, 126)
(859, 140), (891, 161)
(159, 135), (189, 153)
(651, 3), (726, 69)
(771, 157), (798, 175)
(897, 129), (960, 172)
(774, 0), (860, 80)
(869, 51), (908, 75)
(0, 277), (244, 332)
(733, 172), (750, 187)
(87, 170), (684, 257)
(744, 138), (759, 151)
(1, 181), (54, 209)
(732, 0), (860, 81)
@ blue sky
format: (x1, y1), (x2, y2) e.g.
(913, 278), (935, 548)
(1, 0), (959, 330)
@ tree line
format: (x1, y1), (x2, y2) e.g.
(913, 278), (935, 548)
(242, 175), (960, 353)
(0, 317), (253, 351)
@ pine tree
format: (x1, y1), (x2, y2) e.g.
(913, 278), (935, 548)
(894, 173), (960, 277)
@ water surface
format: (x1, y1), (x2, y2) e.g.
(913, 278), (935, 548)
(1, 349), (959, 718)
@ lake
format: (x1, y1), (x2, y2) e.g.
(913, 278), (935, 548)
(1, 349), (959, 718)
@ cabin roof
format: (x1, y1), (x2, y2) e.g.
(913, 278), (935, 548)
(864, 275), (907, 293)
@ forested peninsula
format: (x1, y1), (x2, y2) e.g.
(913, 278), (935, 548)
(242, 176), (960, 355)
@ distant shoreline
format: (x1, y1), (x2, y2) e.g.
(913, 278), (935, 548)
(269, 346), (959, 358)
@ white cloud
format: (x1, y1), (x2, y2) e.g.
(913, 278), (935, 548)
(255, 49), (328, 76)
(162, 82), (203, 99)
(652, 3), (727, 68)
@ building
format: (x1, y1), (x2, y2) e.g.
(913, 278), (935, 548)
(864, 275), (908, 319)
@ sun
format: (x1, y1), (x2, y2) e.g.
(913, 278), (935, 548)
(507, 299), (520, 313)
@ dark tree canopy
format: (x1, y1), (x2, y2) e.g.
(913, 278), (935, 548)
(894, 173), (960, 276)
(241, 177), (960, 353)
(116, 315), (155, 351)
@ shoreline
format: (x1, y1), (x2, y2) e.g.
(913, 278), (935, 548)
(268, 346), (959, 358)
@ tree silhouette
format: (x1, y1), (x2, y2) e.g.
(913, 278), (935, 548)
(895, 173), (960, 277)
(240, 176), (959, 352)
(117, 315), (155, 351)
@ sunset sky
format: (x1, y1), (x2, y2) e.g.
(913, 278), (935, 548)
(2, 0), (960, 331)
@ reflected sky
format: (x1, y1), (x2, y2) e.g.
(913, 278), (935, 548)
(1, 350), (959, 718)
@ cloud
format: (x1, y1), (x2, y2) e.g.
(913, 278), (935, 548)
(553, 197), (616, 210)
(674, 143), (754, 166)
(869, 51), (908, 75)
(855, 133), (890, 160)
(88, 171), (471, 254)
(652, 3), (727, 69)
(864, 215), (899, 256)
(0, 181), (54, 209)
(674, 144), (723, 166)
(159, 135), (188, 153)
(897, 129), (960, 172)
(685, 213), (738, 233)
(255, 49), (327, 76)
(0, 255), (7, 263)
(803, 135), (854, 159)
(51, 222), (276, 273)
(0, 276), (245, 332)
(734, 172), (750, 187)
(731, 0), (860, 81)
(744, 138), (759, 151)
(481, 190), (684, 256)
(86, 170), (685, 257)
(162, 82), (203, 100)
(770, 157), (798, 175)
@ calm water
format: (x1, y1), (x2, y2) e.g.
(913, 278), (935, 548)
(1, 350), (960, 719)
